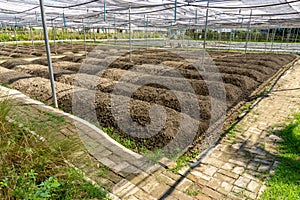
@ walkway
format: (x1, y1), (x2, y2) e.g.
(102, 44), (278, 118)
(0, 59), (299, 200)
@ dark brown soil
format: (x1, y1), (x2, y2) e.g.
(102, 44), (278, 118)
(0, 45), (297, 152)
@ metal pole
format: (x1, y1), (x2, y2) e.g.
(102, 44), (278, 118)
(3, 23), (6, 47)
(82, 19), (87, 57)
(1, 24), (4, 47)
(218, 26), (221, 49)
(14, 26), (18, 48)
(14, 16), (18, 48)
(129, 3), (132, 62)
(188, 20), (191, 50)
(245, 9), (252, 54)
(70, 28), (73, 50)
(203, 0), (210, 50)
(295, 28), (299, 43)
(265, 26), (270, 52)
(280, 27), (285, 49)
(271, 27), (276, 52)
(39, 0), (58, 108)
(145, 15), (148, 49)
(51, 19), (56, 54)
(29, 23), (35, 51)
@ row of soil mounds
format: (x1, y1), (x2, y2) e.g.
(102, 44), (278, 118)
(0, 47), (297, 151)
(0, 44), (98, 58)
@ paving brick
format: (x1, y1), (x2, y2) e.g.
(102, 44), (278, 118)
(218, 181), (233, 195)
(112, 179), (134, 194)
(204, 158), (225, 168)
(210, 150), (223, 159)
(112, 161), (130, 173)
(218, 169), (239, 179)
(196, 193), (212, 200)
(247, 127), (261, 135)
(232, 186), (244, 195)
(202, 187), (222, 199)
(249, 146), (267, 156)
(229, 158), (247, 166)
(99, 157), (116, 168)
(221, 162), (234, 171)
(206, 178), (222, 190)
(244, 190), (257, 199)
(247, 180), (260, 193)
(164, 195), (179, 200)
(133, 189), (156, 200)
(234, 176), (251, 188)
(156, 173), (177, 186)
(258, 164), (270, 172)
(203, 166), (218, 176)
(171, 189), (194, 200)
(246, 161), (260, 171)
(191, 170), (211, 181)
(213, 172), (235, 184)
(232, 166), (245, 175)
(176, 178), (194, 192)
(150, 183), (171, 199)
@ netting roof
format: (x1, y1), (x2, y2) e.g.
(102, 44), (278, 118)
(0, 0), (300, 29)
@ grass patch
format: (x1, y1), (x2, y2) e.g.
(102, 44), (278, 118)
(0, 99), (110, 199)
(260, 113), (300, 200)
(102, 127), (149, 153)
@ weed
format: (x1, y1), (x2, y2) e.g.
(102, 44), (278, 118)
(187, 189), (200, 196)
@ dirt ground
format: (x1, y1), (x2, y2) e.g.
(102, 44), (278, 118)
(0, 44), (297, 151)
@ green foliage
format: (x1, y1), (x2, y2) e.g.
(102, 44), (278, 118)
(260, 114), (300, 199)
(0, 99), (110, 199)
(102, 127), (149, 153)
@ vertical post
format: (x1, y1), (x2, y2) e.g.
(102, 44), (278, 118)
(245, 9), (252, 54)
(35, 11), (38, 25)
(174, 0), (177, 22)
(286, 28), (291, 46)
(203, 0), (210, 50)
(218, 26), (222, 49)
(39, 0), (58, 108)
(29, 23), (35, 51)
(129, 3), (132, 62)
(280, 27), (285, 49)
(82, 19), (87, 57)
(271, 27), (276, 52)
(14, 16), (18, 48)
(51, 19), (57, 54)
(294, 28), (298, 43)
(114, 15), (116, 44)
(228, 29), (233, 51)
(195, 9), (198, 24)
(188, 20), (191, 50)
(70, 27), (73, 50)
(3, 23), (6, 47)
(1, 23), (4, 47)
(145, 15), (148, 49)
(104, 0), (106, 22)
(265, 26), (270, 52)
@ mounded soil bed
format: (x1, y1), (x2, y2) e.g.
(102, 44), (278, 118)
(0, 45), (297, 152)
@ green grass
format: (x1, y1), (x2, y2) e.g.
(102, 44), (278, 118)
(260, 113), (300, 200)
(0, 99), (110, 199)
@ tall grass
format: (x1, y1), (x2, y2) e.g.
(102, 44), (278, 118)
(0, 99), (110, 199)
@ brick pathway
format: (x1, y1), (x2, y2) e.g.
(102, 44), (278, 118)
(1, 59), (299, 200)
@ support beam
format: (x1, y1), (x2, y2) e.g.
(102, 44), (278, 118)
(39, 0), (58, 108)
(245, 9), (252, 54)
(129, 3), (132, 62)
(203, 0), (210, 50)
